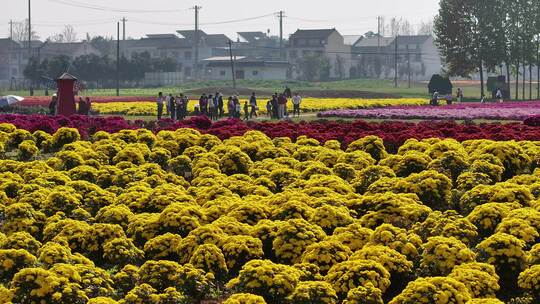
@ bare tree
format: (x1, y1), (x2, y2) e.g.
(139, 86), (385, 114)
(12, 19), (39, 42)
(47, 34), (65, 43)
(387, 17), (413, 37)
(417, 20), (434, 35)
(388, 17), (401, 37)
(62, 25), (78, 43)
(400, 20), (413, 35)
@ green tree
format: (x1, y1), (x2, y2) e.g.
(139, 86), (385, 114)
(298, 54), (331, 81)
(435, 0), (509, 98)
(23, 58), (42, 86)
(434, 0), (476, 78)
(46, 55), (71, 79)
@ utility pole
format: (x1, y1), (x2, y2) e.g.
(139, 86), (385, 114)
(537, 36), (539, 99)
(406, 44), (411, 88)
(8, 20), (13, 85)
(116, 22), (120, 97)
(193, 5), (201, 80)
(377, 16), (381, 70)
(28, 0), (32, 94)
(522, 63), (525, 100)
(377, 16), (381, 49)
(121, 17), (127, 41)
(28, 0), (31, 58)
(394, 35), (398, 88)
(278, 11), (285, 59)
(529, 64), (532, 100)
(228, 40), (236, 89)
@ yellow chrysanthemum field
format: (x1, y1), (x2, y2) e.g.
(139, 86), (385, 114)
(91, 98), (427, 116)
(0, 123), (539, 303)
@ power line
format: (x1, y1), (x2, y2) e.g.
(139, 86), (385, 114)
(33, 18), (115, 25)
(129, 13), (275, 27)
(48, 0), (189, 13)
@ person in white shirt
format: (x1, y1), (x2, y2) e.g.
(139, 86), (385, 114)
(156, 92), (165, 120)
(456, 88), (463, 102)
(431, 91), (439, 106)
(495, 88), (503, 103)
(292, 93), (302, 117)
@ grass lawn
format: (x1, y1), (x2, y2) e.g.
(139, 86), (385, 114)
(0, 79), (474, 98)
(2, 78), (537, 101)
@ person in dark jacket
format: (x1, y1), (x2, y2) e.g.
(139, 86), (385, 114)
(199, 94), (208, 115)
(249, 92), (258, 118)
(271, 94), (279, 119)
(168, 94), (176, 120)
(217, 93), (224, 117)
(85, 97), (92, 115)
(77, 97), (86, 115)
(175, 95), (183, 120)
(49, 95), (57, 115)
(244, 101), (250, 120)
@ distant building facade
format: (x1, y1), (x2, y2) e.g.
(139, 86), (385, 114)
(287, 28), (352, 80)
(231, 31), (281, 60)
(351, 35), (442, 81)
(202, 56), (288, 81)
(0, 38), (100, 88)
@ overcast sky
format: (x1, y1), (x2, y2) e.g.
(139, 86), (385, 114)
(4, 0), (439, 41)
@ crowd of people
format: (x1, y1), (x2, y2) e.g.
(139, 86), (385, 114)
(156, 88), (302, 122)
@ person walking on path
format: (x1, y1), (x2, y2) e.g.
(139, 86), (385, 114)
(175, 95), (183, 120)
(249, 92), (258, 118)
(271, 94), (279, 119)
(496, 88), (503, 103)
(445, 93), (453, 105)
(234, 99), (241, 119)
(431, 91), (439, 106)
(266, 99), (273, 118)
(157, 92), (165, 120)
(48, 95), (57, 116)
(278, 93), (287, 118)
(292, 92), (302, 117)
(78, 97), (86, 115)
(168, 94), (176, 120)
(227, 97), (235, 118)
(208, 94), (215, 120)
(456, 88), (463, 103)
(183, 94), (190, 117)
(217, 93), (224, 117)
(244, 101), (250, 120)
(199, 94), (208, 115)
(85, 97), (92, 115)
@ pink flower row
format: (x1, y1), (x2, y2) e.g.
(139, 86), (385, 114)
(318, 101), (540, 121)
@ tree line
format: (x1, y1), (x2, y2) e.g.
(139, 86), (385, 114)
(23, 52), (177, 89)
(434, 0), (540, 99)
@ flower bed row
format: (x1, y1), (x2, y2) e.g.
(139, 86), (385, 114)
(89, 98), (428, 116)
(318, 101), (540, 121)
(18, 97), (428, 114)
(2, 114), (540, 153)
(19, 96), (153, 107)
(1, 125), (540, 303)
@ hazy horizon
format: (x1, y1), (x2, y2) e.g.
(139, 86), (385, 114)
(4, 0), (439, 41)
